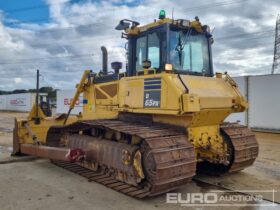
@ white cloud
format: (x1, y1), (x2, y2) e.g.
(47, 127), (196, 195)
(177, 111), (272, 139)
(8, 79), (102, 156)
(14, 77), (22, 83)
(0, 0), (279, 90)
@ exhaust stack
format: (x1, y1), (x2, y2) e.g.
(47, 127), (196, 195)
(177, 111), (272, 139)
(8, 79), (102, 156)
(101, 46), (108, 75)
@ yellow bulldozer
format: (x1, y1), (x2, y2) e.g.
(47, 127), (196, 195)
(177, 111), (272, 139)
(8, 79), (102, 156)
(13, 11), (258, 198)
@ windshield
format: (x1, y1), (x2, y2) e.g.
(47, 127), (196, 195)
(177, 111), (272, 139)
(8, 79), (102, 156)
(169, 29), (210, 74)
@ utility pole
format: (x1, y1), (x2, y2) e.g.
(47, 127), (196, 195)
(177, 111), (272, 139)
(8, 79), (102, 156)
(272, 14), (280, 74)
(35, 69), (40, 124)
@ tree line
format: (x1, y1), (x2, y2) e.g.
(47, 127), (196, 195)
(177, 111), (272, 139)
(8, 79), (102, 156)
(0, 86), (57, 99)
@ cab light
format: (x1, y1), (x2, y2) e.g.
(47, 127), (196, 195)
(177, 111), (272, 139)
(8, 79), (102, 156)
(159, 10), (166, 19)
(165, 64), (173, 71)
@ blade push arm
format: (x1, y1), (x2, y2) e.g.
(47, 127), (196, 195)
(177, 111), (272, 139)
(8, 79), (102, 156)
(64, 70), (92, 124)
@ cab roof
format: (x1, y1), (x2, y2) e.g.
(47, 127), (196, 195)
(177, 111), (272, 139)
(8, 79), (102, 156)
(124, 18), (205, 35)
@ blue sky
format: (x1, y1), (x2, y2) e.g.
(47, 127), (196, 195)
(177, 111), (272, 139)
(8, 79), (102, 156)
(0, 0), (49, 25)
(0, 0), (142, 26)
(0, 0), (279, 90)
(0, 0), (142, 27)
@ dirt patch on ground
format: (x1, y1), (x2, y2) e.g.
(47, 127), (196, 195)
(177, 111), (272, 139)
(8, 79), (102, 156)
(0, 112), (28, 158)
(0, 112), (28, 146)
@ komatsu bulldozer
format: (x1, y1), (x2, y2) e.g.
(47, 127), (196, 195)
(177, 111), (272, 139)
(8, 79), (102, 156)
(13, 11), (258, 198)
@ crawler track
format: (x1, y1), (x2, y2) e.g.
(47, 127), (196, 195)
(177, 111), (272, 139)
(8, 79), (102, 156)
(47, 121), (258, 196)
(197, 123), (259, 175)
(51, 160), (152, 198)
(47, 120), (196, 198)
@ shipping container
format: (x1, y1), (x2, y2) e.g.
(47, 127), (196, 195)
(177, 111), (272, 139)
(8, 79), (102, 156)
(56, 90), (83, 115)
(0, 95), (6, 110)
(248, 74), (280, 131)
(226, 74), (280, 132)
(0, 93), (47, 112)
(6, 93), (33, 112)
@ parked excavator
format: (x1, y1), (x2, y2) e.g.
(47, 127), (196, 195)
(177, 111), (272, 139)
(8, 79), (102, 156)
(13, 11), (258, 198)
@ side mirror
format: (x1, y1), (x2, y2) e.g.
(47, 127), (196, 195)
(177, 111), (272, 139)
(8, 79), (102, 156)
(115, 19), (140, 31)
(115, 21), (130, 31)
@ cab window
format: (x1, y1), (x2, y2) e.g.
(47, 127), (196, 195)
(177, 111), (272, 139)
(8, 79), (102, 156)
(136, 36), (147, 70)
(135, 31), (160, 70)
(148, 32), (160, 69)
(169, 30), (210, 74)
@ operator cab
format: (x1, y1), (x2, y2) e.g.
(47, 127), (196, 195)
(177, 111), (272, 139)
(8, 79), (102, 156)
(116, 11), (214, 77)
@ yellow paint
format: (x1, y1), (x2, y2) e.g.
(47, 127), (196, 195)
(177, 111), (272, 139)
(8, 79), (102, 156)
(15, 16), (246, 165)
(16, 69), (246, 165)
(133, 150), (145, 179)
(17, 113), (78, 145)
(190, 20), (203, 33)
(126, 18), (205, 36)
(188, 125), (227, 164)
